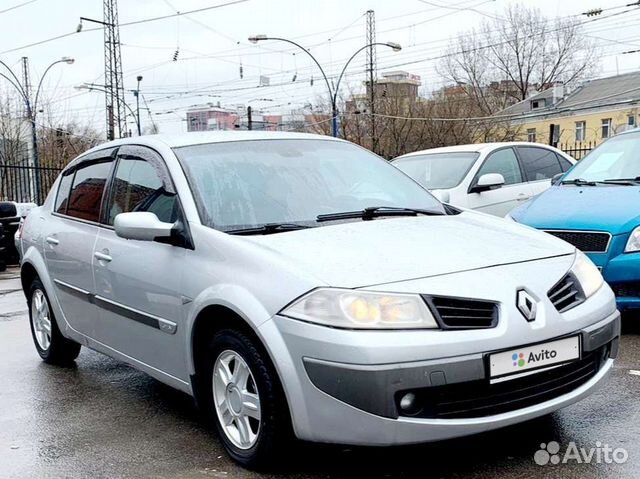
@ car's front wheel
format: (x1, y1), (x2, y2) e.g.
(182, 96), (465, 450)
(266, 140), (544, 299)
(203, 329), (291, 470)
(29, 278), (81, 365)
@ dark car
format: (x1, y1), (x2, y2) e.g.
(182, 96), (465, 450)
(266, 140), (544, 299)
(0, 201), (21, 267)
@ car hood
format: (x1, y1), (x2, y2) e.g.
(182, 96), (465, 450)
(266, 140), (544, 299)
(511, 185), (640, 235)
(241, 212), (574, 288)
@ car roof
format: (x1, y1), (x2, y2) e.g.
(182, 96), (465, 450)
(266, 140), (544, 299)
(393, 142), (563, 161)
(82, 131), (346, 156)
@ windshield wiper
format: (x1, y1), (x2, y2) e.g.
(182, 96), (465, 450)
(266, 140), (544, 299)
(560, 178), (598, 186)
(602, 176), (640, 185)
(225, 223), (313, 235)
(317, 206), (445, 223)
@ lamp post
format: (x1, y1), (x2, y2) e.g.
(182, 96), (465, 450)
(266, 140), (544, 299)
(0, 56), (74, 203)
(248, 35), (401, 138)
(74, 83), (140, 135)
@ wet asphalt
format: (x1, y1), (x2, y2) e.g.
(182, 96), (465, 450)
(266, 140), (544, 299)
(2, 266), (640, 479)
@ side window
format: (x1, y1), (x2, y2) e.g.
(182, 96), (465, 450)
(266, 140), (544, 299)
(66, 161), (112, 222)
(54, 172), (74, 214)
(517, 147), (563, 181)
(555, 153), (573, 172)
(106, 156), (177, 225)
(476, 148), (523, 186)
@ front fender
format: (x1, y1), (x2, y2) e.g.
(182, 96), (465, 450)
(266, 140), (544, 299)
(184, 283), (274, 376)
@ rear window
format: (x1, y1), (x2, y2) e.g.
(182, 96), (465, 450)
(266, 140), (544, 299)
(66, 161), (112, 222)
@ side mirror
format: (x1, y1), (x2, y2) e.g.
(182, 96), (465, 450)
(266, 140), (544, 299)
(114, 212), (174, 242)
(551, 172), (564, 185)
(470, 173), (505, 193)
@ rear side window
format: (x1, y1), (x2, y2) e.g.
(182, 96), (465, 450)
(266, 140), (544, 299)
(517, 147), (564, 181)
(54, 173), (74, 214)
(476, 148), (523, 185)
(66, 161), (112, 222)
(106, 156), (177, 225)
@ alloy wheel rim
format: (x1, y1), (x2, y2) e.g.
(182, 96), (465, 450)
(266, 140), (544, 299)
(31, 289), (51, 351)
(212, 350), (261, 450)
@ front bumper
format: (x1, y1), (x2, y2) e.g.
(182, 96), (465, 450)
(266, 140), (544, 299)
(260, 280), (619, 446)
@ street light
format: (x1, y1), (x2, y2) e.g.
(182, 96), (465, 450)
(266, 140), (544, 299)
(0, 56), (74, 203)
(248, 35), (401, 137)
(75, 83), (141, 136)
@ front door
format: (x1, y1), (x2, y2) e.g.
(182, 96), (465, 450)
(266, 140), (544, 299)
(466, 147), (534, 216)
(44, 152), (114, 337)
(92, 145), (188, 381)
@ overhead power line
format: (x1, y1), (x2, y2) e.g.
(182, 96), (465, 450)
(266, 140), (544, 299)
(0, 0), (249, 55)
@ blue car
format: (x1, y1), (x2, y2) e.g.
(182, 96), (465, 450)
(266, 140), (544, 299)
(509, 129), (640, 311)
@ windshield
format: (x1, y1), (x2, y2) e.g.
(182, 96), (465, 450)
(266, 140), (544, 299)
(393, 152), (479, 189)
(174, 139), (445, 231)
(563, 132), (640, 182)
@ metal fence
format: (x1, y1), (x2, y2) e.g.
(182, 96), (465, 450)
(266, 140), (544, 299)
(560, 142), (595, 161)
(0, 164), (62, 205)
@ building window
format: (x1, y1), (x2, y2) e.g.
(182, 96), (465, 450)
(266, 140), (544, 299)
(601, 118), (612, 139)
(527, 128), (536, 142)
(575, 121), (586, 142)
(628, 115), (636, 128)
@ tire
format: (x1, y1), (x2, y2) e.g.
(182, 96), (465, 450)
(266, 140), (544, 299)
(202, 329), (292, 470)
(28, 277), (81, 365)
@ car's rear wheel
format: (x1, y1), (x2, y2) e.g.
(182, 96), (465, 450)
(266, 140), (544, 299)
(202, 329), (291, 470)
(29, 278), (81, 365)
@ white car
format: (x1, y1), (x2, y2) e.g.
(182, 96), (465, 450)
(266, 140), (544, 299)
(392, 142), (576, 217)
(19, 132), (617, 469)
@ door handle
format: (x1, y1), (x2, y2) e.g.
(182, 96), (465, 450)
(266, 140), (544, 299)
(516, 194), (530, 202)
(45, 236), (59, 246)
(94, 251), (112, 262)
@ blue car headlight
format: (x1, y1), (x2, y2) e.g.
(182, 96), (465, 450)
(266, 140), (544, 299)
(625, 226), (640, 253)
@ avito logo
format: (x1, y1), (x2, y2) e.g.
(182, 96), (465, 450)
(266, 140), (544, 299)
(512, 349), (558, 368)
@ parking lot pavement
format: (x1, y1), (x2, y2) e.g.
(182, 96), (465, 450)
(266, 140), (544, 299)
(0, 268), (639, 479)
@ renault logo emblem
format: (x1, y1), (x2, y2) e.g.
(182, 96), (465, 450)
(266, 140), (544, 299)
(517, 289), (537, 322)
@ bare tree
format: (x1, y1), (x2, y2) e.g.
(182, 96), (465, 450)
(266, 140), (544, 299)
(441, 4), (599, 112)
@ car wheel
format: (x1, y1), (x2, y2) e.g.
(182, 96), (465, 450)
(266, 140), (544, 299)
(203, 329), (292, 470)
(29, 278), (81, 365)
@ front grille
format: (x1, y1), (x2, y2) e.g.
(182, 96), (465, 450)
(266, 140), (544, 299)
(548, 274), (584, 312)
(544, 230), (611, 253)
(397, 346), (607, 419)
(424, 296), (498, 329)
(611, 282), (640, 298)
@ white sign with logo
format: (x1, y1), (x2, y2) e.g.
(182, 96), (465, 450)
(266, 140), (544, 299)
(490, 336), (580, 380)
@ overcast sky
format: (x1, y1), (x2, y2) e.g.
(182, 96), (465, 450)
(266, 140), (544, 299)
(1, 0), (638, 138)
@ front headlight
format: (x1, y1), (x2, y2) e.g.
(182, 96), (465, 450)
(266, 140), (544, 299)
(571, 250), (604, 298)
(625, 226), (640, 253)
(280, 288), (438, 329)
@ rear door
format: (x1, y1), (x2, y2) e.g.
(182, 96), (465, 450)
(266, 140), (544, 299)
(466, 147), (534, 216)
(92, 145), (188, 380)
(516, 146), (567, 197)
(43, 149), (116, 337)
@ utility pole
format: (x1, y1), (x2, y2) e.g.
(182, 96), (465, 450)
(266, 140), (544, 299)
(103, 0), (125, 140)
(134, 75), (142, 135)
(366, 10), (378, 153)
(21, 57), (39, 201)
(247, 106), (253, 130)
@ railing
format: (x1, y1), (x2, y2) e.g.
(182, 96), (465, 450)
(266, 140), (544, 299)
(560, 141), (595, 161)
(0, 164), (62, 205)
